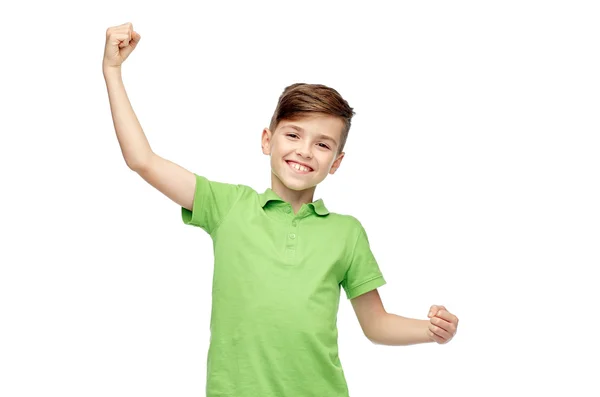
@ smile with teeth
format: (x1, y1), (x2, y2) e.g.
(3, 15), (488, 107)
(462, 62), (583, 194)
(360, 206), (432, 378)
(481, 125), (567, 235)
(286, 161), (313, 173)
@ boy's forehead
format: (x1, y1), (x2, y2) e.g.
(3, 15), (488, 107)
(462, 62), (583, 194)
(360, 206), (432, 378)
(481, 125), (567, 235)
(277, 115), (344, 136)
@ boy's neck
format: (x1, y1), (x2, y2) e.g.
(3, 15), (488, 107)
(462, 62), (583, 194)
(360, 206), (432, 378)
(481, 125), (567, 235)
(271, 174), (317, 214)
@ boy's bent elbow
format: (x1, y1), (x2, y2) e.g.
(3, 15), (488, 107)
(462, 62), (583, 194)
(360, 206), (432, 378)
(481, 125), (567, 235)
(365, 332), (381, 345)
(126, 152), (154, 172)
(126, 158), (143, 172)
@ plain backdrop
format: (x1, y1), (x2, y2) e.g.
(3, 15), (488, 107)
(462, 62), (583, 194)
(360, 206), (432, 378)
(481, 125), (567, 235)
(1, 1), (599, 396)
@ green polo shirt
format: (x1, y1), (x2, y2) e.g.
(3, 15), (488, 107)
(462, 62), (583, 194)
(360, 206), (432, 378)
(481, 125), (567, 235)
(181, 174), (386, 397)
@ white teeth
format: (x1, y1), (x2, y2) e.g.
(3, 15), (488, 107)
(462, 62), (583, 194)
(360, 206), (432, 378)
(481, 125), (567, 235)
(288, 161), (311, 172)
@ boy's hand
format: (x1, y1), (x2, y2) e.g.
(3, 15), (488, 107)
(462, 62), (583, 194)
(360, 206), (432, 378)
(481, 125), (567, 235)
(103, 22), (141, 70)
(426, 305), (458, 344)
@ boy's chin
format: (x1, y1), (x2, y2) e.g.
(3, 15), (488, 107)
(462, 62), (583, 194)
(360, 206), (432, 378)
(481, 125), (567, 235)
(281, 177), (325, 192)
(280, 181), (310, 191)
(273, 170), (325, 192)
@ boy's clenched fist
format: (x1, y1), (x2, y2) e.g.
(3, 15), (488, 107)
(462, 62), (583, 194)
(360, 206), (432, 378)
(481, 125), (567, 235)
(103, 22), (141, 70)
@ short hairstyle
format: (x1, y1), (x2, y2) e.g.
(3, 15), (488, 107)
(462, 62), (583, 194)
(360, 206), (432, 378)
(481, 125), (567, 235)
(269, 83), (355, 154)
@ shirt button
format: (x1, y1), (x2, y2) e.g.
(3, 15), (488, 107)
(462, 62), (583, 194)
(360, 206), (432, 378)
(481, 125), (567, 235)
(289, 233), (296, 239)
(292, 221), (297, 226)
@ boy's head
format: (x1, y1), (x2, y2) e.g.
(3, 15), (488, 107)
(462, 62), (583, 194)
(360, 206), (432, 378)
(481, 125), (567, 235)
(261, 83), (355, 193)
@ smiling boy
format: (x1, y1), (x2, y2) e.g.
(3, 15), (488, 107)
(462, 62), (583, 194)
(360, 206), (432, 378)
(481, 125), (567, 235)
(103, 23), (459, 396)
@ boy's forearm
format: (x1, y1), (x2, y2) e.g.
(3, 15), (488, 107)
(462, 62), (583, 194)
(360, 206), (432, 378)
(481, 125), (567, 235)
(103, 66), (153, 170)
(367, 313), (432, 346)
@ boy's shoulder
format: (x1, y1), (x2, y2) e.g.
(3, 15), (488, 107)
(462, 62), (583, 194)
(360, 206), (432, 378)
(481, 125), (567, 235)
(327, 212), (369, 241)
(323, 210), (363, 225)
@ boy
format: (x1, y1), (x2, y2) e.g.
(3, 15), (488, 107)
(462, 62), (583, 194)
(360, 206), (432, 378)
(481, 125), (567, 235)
(103, 23), (459, 396)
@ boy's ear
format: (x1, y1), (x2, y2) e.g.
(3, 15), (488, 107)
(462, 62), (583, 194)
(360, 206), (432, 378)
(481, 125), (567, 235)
(329, 151), (345, 175)
(261, 128), (272, 155)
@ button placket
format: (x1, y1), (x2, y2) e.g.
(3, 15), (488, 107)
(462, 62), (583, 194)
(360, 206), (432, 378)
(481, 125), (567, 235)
(285, 217), (299, 261)
(287, 227), (298, 244)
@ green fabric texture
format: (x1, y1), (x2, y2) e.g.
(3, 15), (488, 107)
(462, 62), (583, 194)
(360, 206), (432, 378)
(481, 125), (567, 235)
(182, 174), (386, 396)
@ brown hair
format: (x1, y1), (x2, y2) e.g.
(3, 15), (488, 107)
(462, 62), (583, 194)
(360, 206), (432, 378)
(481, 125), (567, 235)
(269, 83), (355, 154)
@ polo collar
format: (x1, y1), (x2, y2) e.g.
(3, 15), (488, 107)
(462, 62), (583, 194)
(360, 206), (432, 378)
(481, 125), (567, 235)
(259, 188), (329, 216)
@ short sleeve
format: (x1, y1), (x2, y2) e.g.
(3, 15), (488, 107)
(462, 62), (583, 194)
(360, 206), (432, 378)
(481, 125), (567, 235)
(181, 174), (243, 235)
(341, 223), (386, 300)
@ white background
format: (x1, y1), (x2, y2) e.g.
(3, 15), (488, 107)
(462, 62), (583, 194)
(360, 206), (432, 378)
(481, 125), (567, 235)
(1, 1), (599, 396)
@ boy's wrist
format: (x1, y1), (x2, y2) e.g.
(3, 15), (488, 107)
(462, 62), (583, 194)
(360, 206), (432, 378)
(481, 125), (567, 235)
(103, 64), (122, 79)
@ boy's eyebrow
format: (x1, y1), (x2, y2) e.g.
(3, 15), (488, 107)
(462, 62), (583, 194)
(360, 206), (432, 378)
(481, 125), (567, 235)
(284, 124), (338, 145)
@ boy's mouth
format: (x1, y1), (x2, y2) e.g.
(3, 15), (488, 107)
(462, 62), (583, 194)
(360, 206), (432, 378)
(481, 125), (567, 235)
(286, 160), (313, 174)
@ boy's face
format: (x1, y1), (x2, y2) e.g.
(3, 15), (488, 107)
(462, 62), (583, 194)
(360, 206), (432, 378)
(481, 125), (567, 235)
(261, 113), (345, 193)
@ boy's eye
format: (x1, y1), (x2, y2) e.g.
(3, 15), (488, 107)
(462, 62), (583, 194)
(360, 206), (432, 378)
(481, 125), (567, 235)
(285, 133), (329, 149)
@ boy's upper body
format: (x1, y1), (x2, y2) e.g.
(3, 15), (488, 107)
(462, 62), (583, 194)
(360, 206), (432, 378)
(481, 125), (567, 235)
(103, 29), (460, 394)
(180, 87), (385, 395)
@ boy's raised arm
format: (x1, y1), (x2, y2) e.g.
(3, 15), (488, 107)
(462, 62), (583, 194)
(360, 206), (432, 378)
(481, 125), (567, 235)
(103, 22), (195, 211)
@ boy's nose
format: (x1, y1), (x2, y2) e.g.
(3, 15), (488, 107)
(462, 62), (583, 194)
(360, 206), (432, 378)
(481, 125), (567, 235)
(296, 145), (313, 159)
